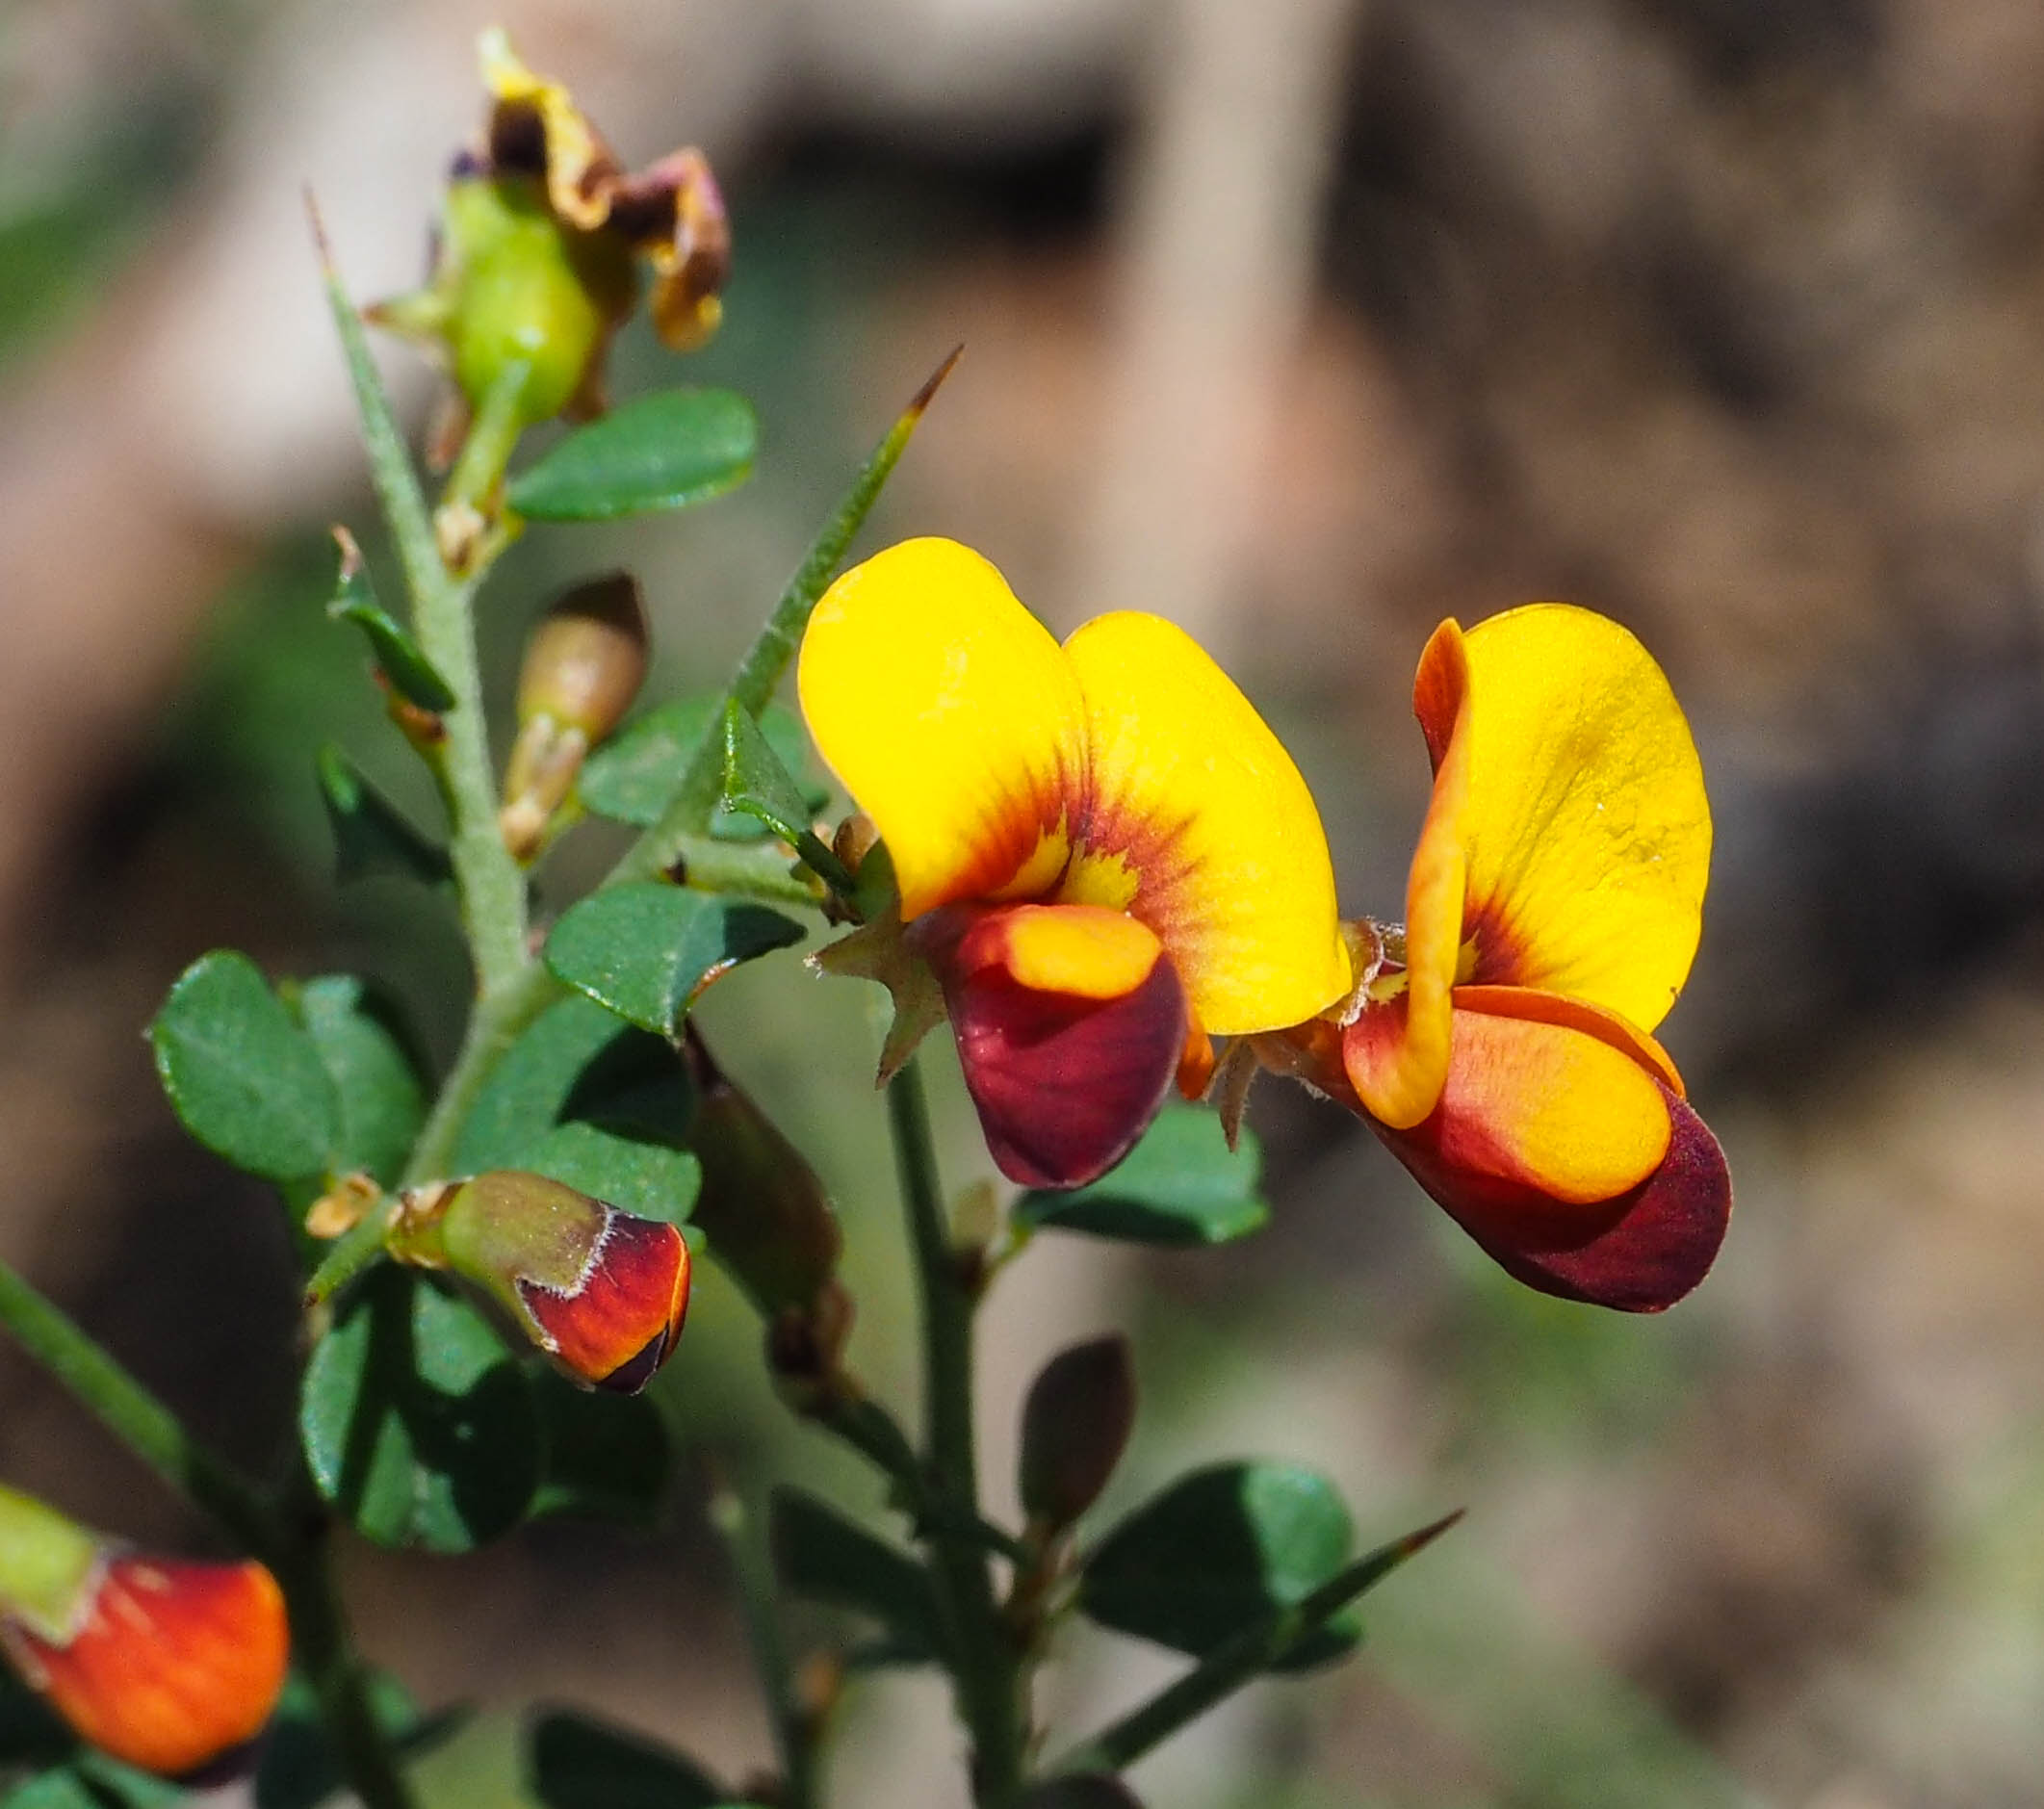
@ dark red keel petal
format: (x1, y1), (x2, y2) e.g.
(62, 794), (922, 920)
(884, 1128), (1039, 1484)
(947, 953), (1189, 1190)
(1375, 1086), (1731, 1311)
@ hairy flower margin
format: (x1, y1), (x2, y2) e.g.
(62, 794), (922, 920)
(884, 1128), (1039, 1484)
(799, 539), (1731, 1309)
(0, 1486), (290, 1779)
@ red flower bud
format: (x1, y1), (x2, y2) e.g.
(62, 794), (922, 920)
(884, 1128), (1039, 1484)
(0, 1487), (288, 1779)
(388, 1172), (690, 1393)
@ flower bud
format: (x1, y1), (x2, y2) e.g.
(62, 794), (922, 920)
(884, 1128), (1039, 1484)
(1018, 1334), (1137, 1532)
(387, 1172), (689, 1393)
(0, 1485), (288, 1779)
(501, 573), (650, 859)
(678, 1026), (842, 1321)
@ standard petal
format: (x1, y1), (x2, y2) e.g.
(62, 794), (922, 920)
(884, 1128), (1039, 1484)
(1344, 621), (1470, 1129)
(930, 905), (1188, 1188)
(1377, 1086), (1730, 1311)
(1058, 611), (1349, 1035)
(799, 539), (1086, 920)
(1427, 604), (1712, 1030)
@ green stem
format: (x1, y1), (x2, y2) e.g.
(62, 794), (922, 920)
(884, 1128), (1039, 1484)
(401, 963), (556, 1187)
(708, 1479), (815, 1809)
(316, 230), (530, 1003)
(886, 1061), (1025, 1806)
(305, 1208), (396, 1307)
(271, 1522), (416, 1809)
(808, 1393), (1034, 1567)
(0, 1259), (272, 1554)
(0, 1256), (415, 1809)
(1047, 1512), (1465, 1778)
(440, 362), (529, 524)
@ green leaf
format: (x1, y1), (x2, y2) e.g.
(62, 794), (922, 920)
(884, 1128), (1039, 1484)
(506, 388), (757, 522)
(524, 1710), (726, 1809)
(720, 703), (854, 892)
(290, 976), (426, 1186)
(1013, 1105), (1267, 1247)
(254, 1671), (455, 1809)
(299, 1267), (539, 1552)
(771, 1487), (945, 1663)
(1081, 1462), (1361, 1671)
(545, 883), (805, 1037)
(149, 951), (341, 1182)
(581, 697), (825, 840)
(522, 1121), (701, 1225)
(324, 531), (455, 711)
(453, 995), (696, 1177)
(1016, 1782), (1145, 1809)
(527, 1370), (672, 1523)
(317, 745), (453, 888)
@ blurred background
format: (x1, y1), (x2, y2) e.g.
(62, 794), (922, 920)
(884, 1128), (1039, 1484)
(5, 0), (2044, 1802)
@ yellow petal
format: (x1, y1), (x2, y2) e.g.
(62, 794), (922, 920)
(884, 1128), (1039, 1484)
(479, 29), (618, 232)
(1345, 621), (1469, 1129)
(1436, 604), (1711, 1030)
(1058, 611), (1350, 1035)
(798, 539), (1086, 921)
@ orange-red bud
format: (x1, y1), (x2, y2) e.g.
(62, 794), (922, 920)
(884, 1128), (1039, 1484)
(387, 1171), (690, 1393)
(1018, 1334), (1137, 1531)
(0, 1487), (288, 1779)
(501, 573), (650, 861)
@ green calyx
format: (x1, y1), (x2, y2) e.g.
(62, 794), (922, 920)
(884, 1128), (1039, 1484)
(387, 1172), (609, 1333)
(385, 174), (637, 428)
(0, 1483), (105, 1643)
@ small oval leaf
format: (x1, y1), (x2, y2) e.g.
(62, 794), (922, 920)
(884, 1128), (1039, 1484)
(149, 951), (341, 1182)
(581, 697), (824, 838)
(290, 975), (427, 1187)
(317, 746), (453, 889)
(453, 995), (697, 1178)
(771, 1487), (945, 1663)
(299, 1267), (539, 1552)
(506, 388), (757, 522)
(525, 1709), (727, 1809)
(1081, 1462), (1360, 1671)
(544, 884), (805, 1037)
(1013, 1106), (1266, 1247)
(325, 533), (456, 712)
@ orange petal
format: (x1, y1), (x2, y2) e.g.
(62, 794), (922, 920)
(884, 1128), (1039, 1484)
(1345, 620), (1470, 1129)
(1057, 611), (1349, 1035)
(1449, 984), (1686, 1097)
(1377, 1084), (1730, 1312)
(798, 539), (1084, 920)
(922, 904), (1187, 1188)
(519, 1211), (692, 1393)
(1424, 604), (1712, 1031)
(1423, 1004), (1673, 1203)
(5, 1557), (290, 1778)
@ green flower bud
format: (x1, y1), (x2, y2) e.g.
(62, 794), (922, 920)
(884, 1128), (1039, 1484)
(1018, 1334), (1137, 1531)
(501, 572), (650, 859)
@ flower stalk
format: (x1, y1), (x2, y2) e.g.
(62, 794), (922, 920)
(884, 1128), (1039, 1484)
(886, 1059), (1026, 1805)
